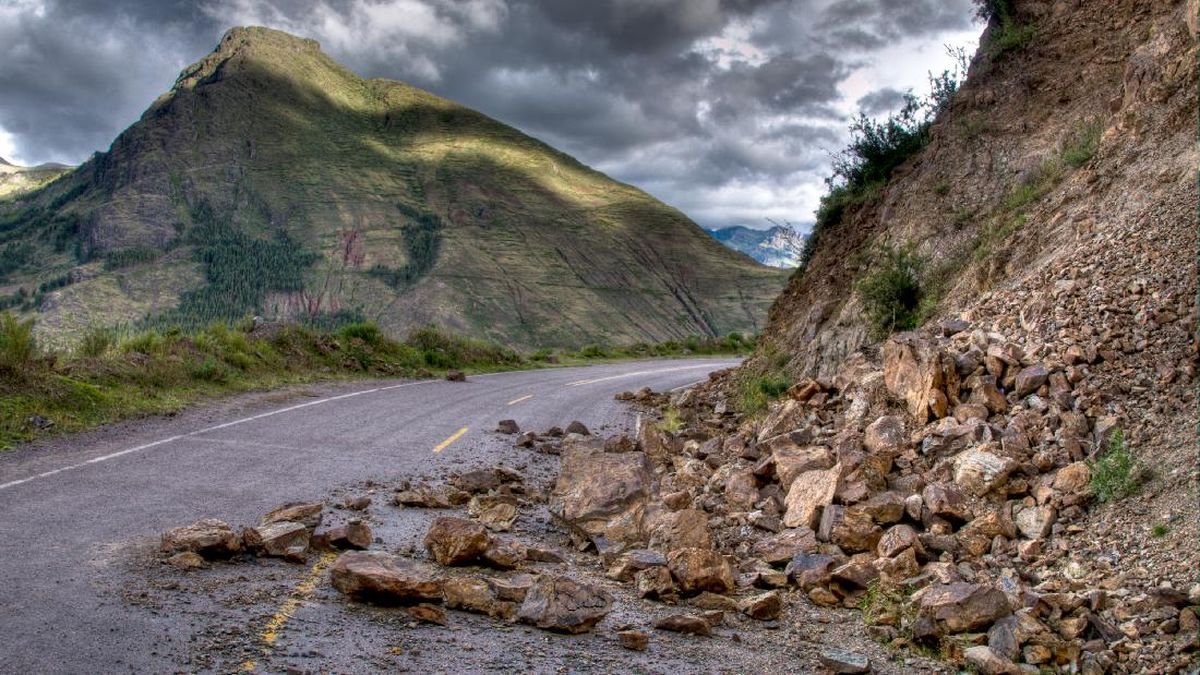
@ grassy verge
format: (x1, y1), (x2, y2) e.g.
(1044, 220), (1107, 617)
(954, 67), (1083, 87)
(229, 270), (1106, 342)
(0, 314), (751, 449)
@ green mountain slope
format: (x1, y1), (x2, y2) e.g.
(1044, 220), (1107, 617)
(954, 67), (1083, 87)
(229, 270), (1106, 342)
(0, 27), (786, 347)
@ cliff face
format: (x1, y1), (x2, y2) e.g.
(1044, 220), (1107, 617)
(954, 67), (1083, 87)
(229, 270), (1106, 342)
(754, 0), (1196, 383)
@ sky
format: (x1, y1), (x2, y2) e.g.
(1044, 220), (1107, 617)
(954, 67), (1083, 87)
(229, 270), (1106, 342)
(0, 0), (982, 232)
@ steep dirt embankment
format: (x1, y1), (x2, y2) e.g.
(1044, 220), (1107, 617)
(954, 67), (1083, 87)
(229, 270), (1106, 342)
(755, 0), (1195, 381)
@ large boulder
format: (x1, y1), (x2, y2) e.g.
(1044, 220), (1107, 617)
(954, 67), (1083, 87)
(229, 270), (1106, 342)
(781, 463), (841, 529)
(751, 527), (818, 565)
(1013, 364), (1048, 397)
(517, 575), (612, 634)
(550, 446), (652, 552)
(667, 548), (735, 595)
(313, 519), (373, 550)
(883, 334), (958, 424)
(424, 517), (491, 565)
(443, 576), (515, 619)
(863, 415), (907, 455)
(161, 518), (242, 558)
(912, 583), (1012, 637)
(771, 441), (835, 489)
(330, 551), (443, 602)
(243, 521), (310, 559)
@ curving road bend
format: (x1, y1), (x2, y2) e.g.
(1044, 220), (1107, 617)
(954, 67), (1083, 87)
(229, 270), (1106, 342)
(0, 358), (739, 673)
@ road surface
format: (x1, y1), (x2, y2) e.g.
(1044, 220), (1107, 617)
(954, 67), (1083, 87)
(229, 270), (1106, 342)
(0, 358), (739, 673)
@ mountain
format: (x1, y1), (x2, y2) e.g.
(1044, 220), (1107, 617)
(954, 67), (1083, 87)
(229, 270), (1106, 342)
(0, 27), (787, 346)
(0, 157), (72, 200)
(707, 225), (805, 268)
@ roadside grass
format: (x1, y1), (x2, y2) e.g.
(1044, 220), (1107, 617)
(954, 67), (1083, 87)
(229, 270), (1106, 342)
(0, 313), (753, 449)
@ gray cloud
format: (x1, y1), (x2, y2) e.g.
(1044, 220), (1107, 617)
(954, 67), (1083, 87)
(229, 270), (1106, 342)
(0, 0), (980, 229)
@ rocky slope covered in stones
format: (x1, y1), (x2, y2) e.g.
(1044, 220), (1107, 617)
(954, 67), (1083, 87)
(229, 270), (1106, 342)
(677, 0), (1198, 672)
(0, 27), (785, 346)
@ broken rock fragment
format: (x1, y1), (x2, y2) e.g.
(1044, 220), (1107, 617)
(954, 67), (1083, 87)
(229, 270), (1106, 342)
(330, 551), (443, 603)
(516, 575), (612, 634)
(161, 518), (242, 558)
(424, 517), (491, 566)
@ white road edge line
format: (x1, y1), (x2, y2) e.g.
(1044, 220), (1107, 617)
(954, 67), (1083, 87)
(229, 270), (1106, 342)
(0, 380), (427, 493)
(566, 363), (721, 387)
(668, 379), (705, 393)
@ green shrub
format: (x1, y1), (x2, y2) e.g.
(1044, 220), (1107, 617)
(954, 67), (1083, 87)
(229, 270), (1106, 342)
(1088, 429), (1140, 503)
(1151, 524), (1169, 538)
(1062, 120), (1102, 168)
(856, 245), (927, 336)
(735, 372), (791, 415)
(191, 356), (231, 383)
(579, 344), (608, 359)
(104, 248), (160, 271)
(338, 321), (384, 346)
(78, 326), (114, 358)
(0, 312), (38, 375)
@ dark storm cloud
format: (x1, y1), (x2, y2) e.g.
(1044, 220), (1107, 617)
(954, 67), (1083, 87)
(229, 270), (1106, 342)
(0, 0), (980, 229)
(856, 88), (910, 116)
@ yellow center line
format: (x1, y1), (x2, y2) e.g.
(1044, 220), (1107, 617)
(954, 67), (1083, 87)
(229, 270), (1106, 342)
(240, 551), (338, 672)
(507, 394), (533, 406)
(432, 427), (469, 453)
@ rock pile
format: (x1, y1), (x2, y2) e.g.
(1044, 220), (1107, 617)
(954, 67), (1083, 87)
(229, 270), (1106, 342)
(606, 324), (1199, 673)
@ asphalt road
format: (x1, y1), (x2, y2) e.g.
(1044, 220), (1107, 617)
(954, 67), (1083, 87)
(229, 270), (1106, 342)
(0, 358), (739, 674)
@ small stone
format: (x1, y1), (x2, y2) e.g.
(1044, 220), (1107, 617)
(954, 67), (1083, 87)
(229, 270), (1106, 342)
(261, 502), (324, 528)
(617, 630), (649, 651)
(738, 591), (783, 620)
(445, 370), (466, 382)
(653, 614), (711, 636)
(517, 575), (612, 634)
(565, 420), (590, 435)
(497, 419), (520, 435)
(166, 551), (206, 570)
(161, 518), (242, 558)
(818, 647), (870, 674)
(405, 603), (448, 625)
(666, 548), (734, 596)
(964, 645), (1022, 674)
(330, 551), (443, 602)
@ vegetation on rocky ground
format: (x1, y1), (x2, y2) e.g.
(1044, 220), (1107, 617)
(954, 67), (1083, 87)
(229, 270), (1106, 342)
(0, 312), (753, 449)
(1087, 429), (1142, 503)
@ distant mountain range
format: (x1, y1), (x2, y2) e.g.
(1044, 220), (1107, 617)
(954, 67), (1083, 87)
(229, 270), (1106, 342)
(0, 156), (72, 200)
(707, 225), (806, 268)
(0, 27), (787, 347)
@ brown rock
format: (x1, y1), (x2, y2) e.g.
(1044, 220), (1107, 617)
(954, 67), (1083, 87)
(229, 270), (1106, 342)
(859, 491), (905, 525)
(969, 376), (1009, 415)
(654, 614), (711, 636)
(724, 470), (760, 510)
(864, 415), (907, 455)
(822, 506), (882, 553)
(445, 370), (465, 382)
(781, 463), (841, 529)
(424, 517), (491, 566)
(607, 549), (668, 581)
(787, 379), (822, 401)
(667, 548), (734, 596)
(771, 441), (835, 489)
(648, 508), (712, 552)
(406, 603), (448, 625)
(831, 555), (879, 591)
(877, 524), (921, 558)
(883, 334), (957, 423)
(161, 518), (242, 558)
(517, 575), (612, 634)
(751, 527), (818, 565)
(636, 566), (677, 601)
(689, 591), (737, 611)
(787, 552), (836, 589)
(923, 483), (971, 522)
(565, 420), (590, 436)
(1014, 364), (1049, 397)
(166, 551), (206, 570)
(618, 629), (649, 651)
(1052, 462), (1091, 494)
(476, 501), (519, 532)
(330, 551), (443, 602)
(314, 519), (373, 551)
(913, 583), (1012, 637)
(963, 646), (1022, 675)
(341, 495), (371, 511)
(738, 591), (783, 620)
(481, 537), (527, 569)
(550, 447), (652, 551)
(444, 576), (516, 619)
(261, 502), (324, 528)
